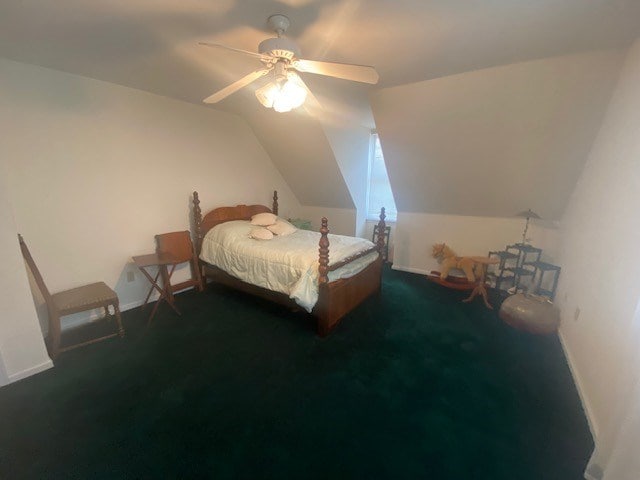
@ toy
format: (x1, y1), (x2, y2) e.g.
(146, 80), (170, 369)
(426, 271), (475, 290)
(431, 243), (482, 282)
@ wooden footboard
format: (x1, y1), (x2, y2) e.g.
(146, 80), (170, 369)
(314, 208), (387, 335)
(313, 255), (384, 335)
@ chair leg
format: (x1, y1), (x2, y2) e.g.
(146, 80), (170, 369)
(113, 302), (125, 337)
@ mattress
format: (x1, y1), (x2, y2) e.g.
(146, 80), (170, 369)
(199, 220), (379, 312)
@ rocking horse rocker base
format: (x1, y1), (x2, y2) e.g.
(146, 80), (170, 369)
(426, 271), (476, 291)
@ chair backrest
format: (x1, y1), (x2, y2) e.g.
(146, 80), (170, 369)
(155, 231), (203, 292)
(18, 234), (54, 305)
(372, 225), (391, 261)
(155, 231), (195, 263)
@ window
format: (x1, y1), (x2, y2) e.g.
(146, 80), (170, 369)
(367, 133), (397, 221)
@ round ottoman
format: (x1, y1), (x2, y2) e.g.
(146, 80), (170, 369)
(499, 293), (560, 334)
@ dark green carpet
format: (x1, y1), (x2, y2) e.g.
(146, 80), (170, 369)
(0, 267), (592, 479)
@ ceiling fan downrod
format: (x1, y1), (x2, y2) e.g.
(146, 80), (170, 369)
(267, 14), (290, 37)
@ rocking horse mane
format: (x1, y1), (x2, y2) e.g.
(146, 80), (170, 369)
(431, 242), (485, 285)
(432, 243), (457, 260)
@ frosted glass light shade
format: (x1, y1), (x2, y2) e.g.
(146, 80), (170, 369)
(255, 82), (278, 108)
(255, 72), (307, 113)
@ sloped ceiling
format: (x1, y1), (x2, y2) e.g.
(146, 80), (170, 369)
(370, 50), (625, 220)
(244, 105), (354, 208)
(0, 1), (639, 214)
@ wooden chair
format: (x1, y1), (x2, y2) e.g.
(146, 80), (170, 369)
(372, 224), (391, 262)
(18, 234), (124, 359)
(155, 231), (204, 296)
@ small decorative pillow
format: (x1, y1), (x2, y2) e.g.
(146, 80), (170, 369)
(267, 218), (298, 236)
(249, 227), (274, 240)
(250, 212), (278, 226)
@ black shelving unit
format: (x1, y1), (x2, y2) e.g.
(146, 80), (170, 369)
(505, 244), (540, 290)
(487, 250), (518, 291)
(526, 261), (561, 300)
(487, 243), (560, 299)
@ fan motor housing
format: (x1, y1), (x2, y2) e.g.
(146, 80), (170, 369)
(258, 37), (300, 60)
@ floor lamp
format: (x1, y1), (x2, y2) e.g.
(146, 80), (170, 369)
(516, 209), (541, 245)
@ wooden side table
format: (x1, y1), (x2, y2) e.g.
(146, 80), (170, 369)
(132, 252), (181, 324)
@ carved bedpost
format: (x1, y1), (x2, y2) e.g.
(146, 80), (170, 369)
(376, 207), (387, 254)
(272, 190), (279, 216)
(318, 217), (330, 285)
(193, 191), (202, 255)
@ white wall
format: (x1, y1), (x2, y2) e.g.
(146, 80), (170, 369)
(323, 123), (371, 238)
(392, 212), (560, 276)
(0, 59), (301, 330)
(556, 39), (640, 443)
(0, 163), (52, 385)
(297, 206), (357, 237)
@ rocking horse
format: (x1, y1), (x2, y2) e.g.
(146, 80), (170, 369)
(427, 243), (499, 308)
(431, 243), (482, 282)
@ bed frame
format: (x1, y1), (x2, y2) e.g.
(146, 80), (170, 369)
(192, 190), (387, 335)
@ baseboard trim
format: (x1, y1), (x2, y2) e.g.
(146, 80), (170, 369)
(558, 327), (599, 441)
(61, 298), (146, 330)
(120, 298), (147, 313)
(61, 287), (195, 330)
(7, 359), (53, 384)
(391, 264), (431, 276)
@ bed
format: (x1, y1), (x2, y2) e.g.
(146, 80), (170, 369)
(192, 191), (387, 335)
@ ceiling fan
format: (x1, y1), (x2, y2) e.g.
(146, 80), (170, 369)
(200, 14), (379, 113)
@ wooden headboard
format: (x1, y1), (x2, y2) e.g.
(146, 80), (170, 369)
(192, 190), (278, 254)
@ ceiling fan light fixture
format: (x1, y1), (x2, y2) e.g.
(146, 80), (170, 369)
(255, 72), (307, 113)
(200, 14), (378, 108)
(279, 72), (307, 108)
(255, 82), (277, 108)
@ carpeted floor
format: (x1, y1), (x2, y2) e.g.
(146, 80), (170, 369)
(0, 267), (592, 479)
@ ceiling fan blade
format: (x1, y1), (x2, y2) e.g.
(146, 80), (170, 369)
(199, 42), (267, 61)
(203, 69), (270, 104)
(292, 59), (379, 84)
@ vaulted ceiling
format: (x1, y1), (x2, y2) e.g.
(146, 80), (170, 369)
(371, 50), (625, 219)
(1, 0), (638, 217)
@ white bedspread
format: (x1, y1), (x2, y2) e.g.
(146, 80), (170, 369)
(200, 220), (379, 312)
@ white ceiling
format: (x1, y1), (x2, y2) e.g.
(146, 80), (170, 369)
(1, 0), (638, 213)
(1, 0), (638, 120)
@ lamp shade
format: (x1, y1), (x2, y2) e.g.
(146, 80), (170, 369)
(255, 82), (278, 108)
(515, 209), (541, 220)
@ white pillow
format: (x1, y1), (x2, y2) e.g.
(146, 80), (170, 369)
(250, 212), (278, 226)
(249, 227), (274, 240)
(267, 218), (298, 236)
